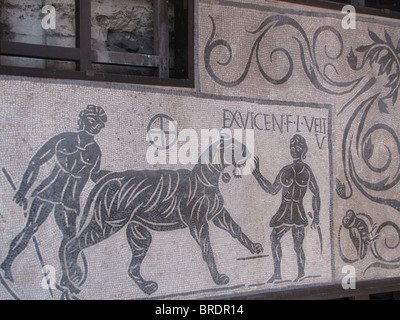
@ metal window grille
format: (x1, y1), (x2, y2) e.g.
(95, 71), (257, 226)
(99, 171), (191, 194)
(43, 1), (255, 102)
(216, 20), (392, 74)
(0, 0), (194, 87)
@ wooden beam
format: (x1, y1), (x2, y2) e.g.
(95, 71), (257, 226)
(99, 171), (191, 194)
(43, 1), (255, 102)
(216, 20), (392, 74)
(186, 0), (195, 85)
(0, 0), (195, 87)
(92, 50), (159, 67)
(0, 65), (193, 87)
(276, 0), (400, 19)
(76, 0), (92, 72)
(154, 0), (169, 78)
(350, 294), (370, 300)
(174, 0), (188, 78)
(0, 41), (80, 61)
(351, 0), (365, 7)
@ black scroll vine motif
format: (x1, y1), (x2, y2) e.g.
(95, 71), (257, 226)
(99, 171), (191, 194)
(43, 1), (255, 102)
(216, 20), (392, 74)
(204, 15), (400, 213)
(337, 30), (400, 211)
(204, 15), (363, 92)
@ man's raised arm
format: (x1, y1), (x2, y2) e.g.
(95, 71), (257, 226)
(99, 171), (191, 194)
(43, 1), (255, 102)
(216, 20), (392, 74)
(252, 156), (282, 195)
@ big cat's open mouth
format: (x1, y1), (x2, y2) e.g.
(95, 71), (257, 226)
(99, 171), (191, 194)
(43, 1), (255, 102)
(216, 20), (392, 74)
(232, 161), (247, 178)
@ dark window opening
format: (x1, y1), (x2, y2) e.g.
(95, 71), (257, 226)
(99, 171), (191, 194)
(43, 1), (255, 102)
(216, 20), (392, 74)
(277, 0), (400, 18)
(365, 0), (400, 12)
(0, 0), (194, 87)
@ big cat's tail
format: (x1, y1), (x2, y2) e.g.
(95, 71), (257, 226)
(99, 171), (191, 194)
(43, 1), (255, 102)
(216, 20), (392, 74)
(65, 173), (130, 290)
(63, 175), (112, 291)
(77, 251), (88, 287)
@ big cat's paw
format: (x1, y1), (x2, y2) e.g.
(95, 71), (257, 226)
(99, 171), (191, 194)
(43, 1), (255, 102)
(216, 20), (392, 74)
(250, 242), (264, 254)
(214, 273), (230, 285)
(139, 281), (158, 295)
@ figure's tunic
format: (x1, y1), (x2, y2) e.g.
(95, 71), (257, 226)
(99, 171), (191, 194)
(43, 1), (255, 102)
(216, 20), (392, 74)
(270, 163), (310, 227)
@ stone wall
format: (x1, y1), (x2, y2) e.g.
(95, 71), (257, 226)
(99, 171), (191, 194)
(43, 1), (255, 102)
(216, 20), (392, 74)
(0, 0), (173, 72)
(0, 0), (155, 49)
(1, 0), (400, 300)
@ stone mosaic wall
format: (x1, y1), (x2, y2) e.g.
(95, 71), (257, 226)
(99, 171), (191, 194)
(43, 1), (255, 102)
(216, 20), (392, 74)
(1, 0), (400, 299)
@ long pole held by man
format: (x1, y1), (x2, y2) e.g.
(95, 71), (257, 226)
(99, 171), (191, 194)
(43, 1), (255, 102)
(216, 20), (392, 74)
(0, 105), (108, 296)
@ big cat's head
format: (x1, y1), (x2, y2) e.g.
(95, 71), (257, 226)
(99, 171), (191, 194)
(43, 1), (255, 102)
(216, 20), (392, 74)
(220, 138), (254, 178)
(202, 136), (254, 178)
